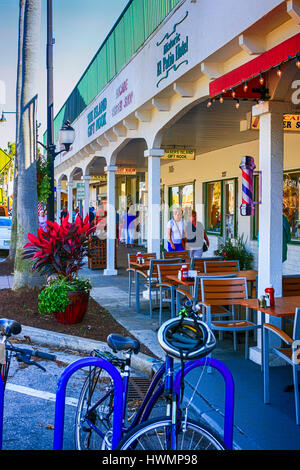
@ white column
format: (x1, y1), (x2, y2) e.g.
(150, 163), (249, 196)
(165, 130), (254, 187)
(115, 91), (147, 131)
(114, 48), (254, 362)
(104, 165), (118, 276)
(144, 148), (164, 257)
(56, 184), (62, 222)
(67, 181), (73, 223)
(250, 100), (289, 364)
(83, 175), (91, 219)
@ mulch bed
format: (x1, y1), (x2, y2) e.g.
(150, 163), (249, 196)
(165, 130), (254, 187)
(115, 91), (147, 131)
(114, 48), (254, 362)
(0, 286), (155, 358)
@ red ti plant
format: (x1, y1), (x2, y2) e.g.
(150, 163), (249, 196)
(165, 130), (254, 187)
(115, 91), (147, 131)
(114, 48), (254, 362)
(23, 214), (95, 280)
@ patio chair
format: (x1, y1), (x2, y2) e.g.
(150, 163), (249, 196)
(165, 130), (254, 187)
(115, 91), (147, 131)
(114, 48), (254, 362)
(200, 277), (260, 359)
(163, 251), (190, 262)
(127, 252), (156, 307)
(133, 258), (183, 317)
(204, 260), (240, 273)
(263, 307), (300, 425)
(191, 256), (222, 272)
(157, 262), (190, 325)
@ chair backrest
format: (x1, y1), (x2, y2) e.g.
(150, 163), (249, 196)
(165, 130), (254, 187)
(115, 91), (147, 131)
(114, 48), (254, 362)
(282, 275), (300, 297)
(293, 307), (300, 341)
(163, 251), (190, 261)
(157, 263), (190, 283)
(128, 252), (156, 267)
(204, 260), (240, 273)
(193, 274), (238, 302)
(200, 277), (248, 304)
(149, 258), (183, 278)
(191, 257), (222, 272)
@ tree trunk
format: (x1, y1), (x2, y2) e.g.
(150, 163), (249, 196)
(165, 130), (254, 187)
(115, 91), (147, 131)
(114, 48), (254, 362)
(13, 0), (42, 290)
(9, 0), (25, 261)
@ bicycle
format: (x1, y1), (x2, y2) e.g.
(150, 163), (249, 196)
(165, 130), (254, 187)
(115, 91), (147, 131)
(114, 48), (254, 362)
(74, 300), (235, 450)
(0, 318), (57, 450)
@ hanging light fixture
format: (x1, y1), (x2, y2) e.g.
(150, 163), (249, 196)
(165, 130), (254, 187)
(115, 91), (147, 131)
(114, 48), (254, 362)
(207, 99), (212, 108)
(235, 99), (240, 109)
(296, 54), (300, 69)
(219, 94), (224, 104)
(276, 65), (282, 77)
(231, 88), (236, 98)
(243, 82), (248, 92)
(259, 73), (264, 85)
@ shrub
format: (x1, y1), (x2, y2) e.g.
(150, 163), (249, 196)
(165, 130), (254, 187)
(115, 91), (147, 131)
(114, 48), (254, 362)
(214, 234), (254, 270)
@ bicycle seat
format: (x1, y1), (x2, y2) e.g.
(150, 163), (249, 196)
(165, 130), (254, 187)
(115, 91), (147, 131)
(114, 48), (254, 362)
(0, 318), (22, 337)
(107, 334), (140, 354)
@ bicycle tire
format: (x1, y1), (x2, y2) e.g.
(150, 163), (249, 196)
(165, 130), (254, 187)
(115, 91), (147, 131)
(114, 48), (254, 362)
(74, 366), (115, 450)
(116, 416), (227, 450)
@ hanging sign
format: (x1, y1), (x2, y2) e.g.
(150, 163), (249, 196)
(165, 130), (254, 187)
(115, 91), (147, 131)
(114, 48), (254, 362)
(91, 175), (107, 182)
(162, 148), (195, 160)
(76, 182), (85, 200)
(251, 114), (300, 130)
(115, 168), (136, 175)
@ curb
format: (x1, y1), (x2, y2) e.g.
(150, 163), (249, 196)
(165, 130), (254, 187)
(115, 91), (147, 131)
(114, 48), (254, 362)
(19, 325), (156, 376)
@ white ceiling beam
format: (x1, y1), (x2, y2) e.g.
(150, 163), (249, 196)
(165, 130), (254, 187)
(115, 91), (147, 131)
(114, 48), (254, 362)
(200, 62), (224, 80)
(238, 33), (266, 55)
(287, 0), (300, 23)
(152, 98), (170, 111)
(173, 82), (195, 97)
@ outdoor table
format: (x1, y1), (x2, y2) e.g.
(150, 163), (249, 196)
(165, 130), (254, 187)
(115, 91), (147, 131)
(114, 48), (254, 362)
(236, 296), (300, 365)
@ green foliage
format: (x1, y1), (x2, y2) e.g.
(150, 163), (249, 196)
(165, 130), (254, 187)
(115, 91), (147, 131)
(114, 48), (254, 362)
(214, 234), (254, 270)
(36, 152), (51, 203)
(38, 276), (92, 314)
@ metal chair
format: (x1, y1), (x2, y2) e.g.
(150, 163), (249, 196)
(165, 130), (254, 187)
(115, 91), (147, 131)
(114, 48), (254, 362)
(127, 253), (156, 307)
(263, 307), (300, 425)
(204, 260), (240, 273)
(200, 277), (260, 359)
(163, 251), (190, 262)
(191, 256), (222, 272)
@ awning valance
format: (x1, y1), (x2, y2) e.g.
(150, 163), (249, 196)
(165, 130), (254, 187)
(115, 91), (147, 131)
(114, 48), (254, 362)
(209, 32), (300, 99)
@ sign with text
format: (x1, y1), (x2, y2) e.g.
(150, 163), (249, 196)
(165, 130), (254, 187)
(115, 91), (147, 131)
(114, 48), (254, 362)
(251, 114), (300, 131)
(162, 149), (195, 160)
(76, 182), (85, 200)
(156, 10), (189, 88)
(116, 168), (136, 175)
(87, 97), (107, 137)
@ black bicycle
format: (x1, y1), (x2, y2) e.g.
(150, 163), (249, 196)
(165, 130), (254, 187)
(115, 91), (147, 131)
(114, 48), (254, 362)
(0, 318), (56, 449)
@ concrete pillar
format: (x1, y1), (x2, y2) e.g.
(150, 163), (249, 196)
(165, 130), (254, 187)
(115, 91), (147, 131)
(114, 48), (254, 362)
(56, 184), (62, 222)
(67, 181), (73, 223)
(83, 175), (91, 219)
(144, 148), (165, 257)
(104, 165), (118, 276)
(250, 100), (289, 364)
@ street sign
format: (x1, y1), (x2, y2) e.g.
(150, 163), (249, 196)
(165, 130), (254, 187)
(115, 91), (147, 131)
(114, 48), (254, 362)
(76, 182), (85, 200)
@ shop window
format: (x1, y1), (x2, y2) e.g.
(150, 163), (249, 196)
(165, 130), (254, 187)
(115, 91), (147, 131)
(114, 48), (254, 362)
(252, 170), (300, 242)
(205, 179), (237, 238)
(168, 183), (194, 220)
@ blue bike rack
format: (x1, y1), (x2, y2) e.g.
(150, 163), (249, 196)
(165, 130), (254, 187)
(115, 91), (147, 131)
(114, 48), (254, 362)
(173, 357), (235, 450)
(53, 357), (123, 450)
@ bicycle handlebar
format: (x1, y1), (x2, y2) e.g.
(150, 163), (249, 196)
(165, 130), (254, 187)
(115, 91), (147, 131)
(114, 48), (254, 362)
(6, 344), (56, 372)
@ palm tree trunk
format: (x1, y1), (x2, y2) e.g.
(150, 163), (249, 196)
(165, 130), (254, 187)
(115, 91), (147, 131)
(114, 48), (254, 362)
(13, 0), (42, 289)
(9, 0), (25, 261)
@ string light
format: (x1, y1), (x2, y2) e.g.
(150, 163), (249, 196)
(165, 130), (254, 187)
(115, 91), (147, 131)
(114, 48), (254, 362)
(259, 73), (264, 85)
(276, 65), (282, 77)
(219, 94), (224, 104)
(231, 89), (236, 98)
(243, 82), (248, 92)
(296, 54), (300, 69)
(207, 99), (212, 108)
(235, 99), (240, 109)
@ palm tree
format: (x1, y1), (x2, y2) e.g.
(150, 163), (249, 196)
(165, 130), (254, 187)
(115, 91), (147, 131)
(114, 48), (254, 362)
(9, 0), (25, 261)
(13, 0), (42, 289)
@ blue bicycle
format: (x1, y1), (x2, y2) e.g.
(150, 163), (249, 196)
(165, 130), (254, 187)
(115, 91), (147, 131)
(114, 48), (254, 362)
(74, 300), (235, 451)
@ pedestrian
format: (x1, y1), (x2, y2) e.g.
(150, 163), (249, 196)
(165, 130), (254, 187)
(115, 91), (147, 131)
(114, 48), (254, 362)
(185, 209), (209, 258)
(89, 206), (95, 225)
(38, 210), (47, 231)
(283, 207), (291, 263)
(167, 206), (186, 252)
(60, 205), (68, 221)
(126, 204), (136, 246)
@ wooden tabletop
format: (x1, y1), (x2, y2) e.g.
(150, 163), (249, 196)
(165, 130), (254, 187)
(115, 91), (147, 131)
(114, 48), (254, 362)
(130, 261), (150, 270)
(237, 296), (300, 317)
(166, 270), (257, 286)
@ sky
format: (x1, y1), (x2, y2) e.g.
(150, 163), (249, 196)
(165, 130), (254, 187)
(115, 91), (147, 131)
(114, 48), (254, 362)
(0, 0), (128, 150)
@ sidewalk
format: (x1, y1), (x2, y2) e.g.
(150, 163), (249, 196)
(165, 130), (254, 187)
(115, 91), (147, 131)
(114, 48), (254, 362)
(2, 256), (300, 450)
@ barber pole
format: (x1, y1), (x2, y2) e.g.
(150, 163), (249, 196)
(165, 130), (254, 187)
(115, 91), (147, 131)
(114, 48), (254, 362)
(239, 156), (256, 216)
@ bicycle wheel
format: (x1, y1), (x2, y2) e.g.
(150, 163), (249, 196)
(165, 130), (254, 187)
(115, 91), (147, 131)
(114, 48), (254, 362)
(117, 417), (226, 450)
(74, 366), (115, 450)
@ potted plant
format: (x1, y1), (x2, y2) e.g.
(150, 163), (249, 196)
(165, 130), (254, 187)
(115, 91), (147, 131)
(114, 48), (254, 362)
(214, 234), (254, 270)
(23, 214), (95, 324)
